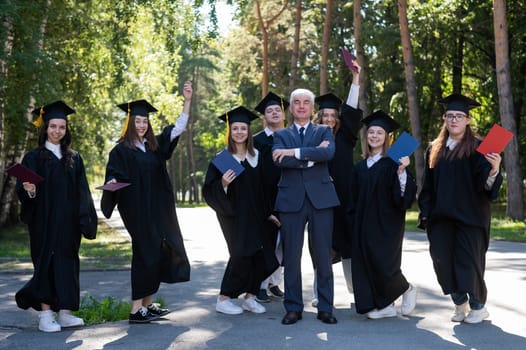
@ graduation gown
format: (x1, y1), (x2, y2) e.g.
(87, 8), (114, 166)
(101, 126), (190, 300)
(330, 104), (362, 258)
(15, 147), (97, 311)
(253, 131), (281, 247)
(202, 150), (278, 279)
(349, 157), (417, 314)
(418, 144), (503, 303)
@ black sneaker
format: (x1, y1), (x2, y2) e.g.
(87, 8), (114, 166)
(255, 289), (270, 303)
(129, 307), (160, 323)
(147, 303), (171, 316)
(269, 285), (284, 298)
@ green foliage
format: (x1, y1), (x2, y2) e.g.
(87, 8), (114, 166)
(2, 0), (524, 214)
(74, 295), (131, 325)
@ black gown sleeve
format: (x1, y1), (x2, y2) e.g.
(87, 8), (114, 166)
(76, 154), (98, 239)
(339, 103), (362, 146)
(157, 125), (179, 160)
(202, 161), (235, 216)
(101, 145), (129, 219)
(17, 151), (40, 225)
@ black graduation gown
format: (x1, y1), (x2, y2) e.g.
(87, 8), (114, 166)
(101, 126), (190, 300)
(253, 131), (281, 247)
(15, 148), (97, 311)
(349, 157), (417, 314)
(330, 104), (362, 258)
(202, 151), (279, 279)
(418, 144), (503, 303)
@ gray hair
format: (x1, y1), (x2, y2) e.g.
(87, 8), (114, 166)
(289, 88), (315, 106)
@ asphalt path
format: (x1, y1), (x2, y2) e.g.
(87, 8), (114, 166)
(0, 206), (525, 349)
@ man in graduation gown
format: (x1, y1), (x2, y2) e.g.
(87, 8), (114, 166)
(252, 91), (289, 302)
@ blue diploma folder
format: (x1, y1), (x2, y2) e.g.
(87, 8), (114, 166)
(386, 131), (420, 164)
(212, 149), (245, 176)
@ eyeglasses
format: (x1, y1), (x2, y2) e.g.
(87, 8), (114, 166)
(445, 113), (467, 122)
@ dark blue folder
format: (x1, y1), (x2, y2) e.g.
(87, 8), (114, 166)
(386, 131), (420, 164)
(212, 149), (245, 176)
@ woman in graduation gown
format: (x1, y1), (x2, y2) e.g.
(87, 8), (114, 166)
(203, 106), (279, 315)
(101, 82), (192, 323)
(348, 110), (417, 319)
(15, 101), (97, 332)
(418, 93), (502, 324)
(309, 62), (363, 307)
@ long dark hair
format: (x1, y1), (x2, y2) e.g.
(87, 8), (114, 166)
(227, 123), (255, 157)
(38, 120), (74, 168)
(118, 115), (159, 151)
(428, 119), (481, 168)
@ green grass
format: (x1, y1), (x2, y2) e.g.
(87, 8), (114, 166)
(73, 295), (167, 325)
(405, 203), (526, 242)
(0, 220), (132, 269)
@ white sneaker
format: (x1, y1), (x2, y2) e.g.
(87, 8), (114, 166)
(367, 303), (397, 319)
(401, 284), (417, 315)
(58, 310), (84, 328)
(216, 297), (243, 315)
(38, 310), (61, 333)
(311, 298), (319, 307)
(242, 296), (266, 314)
(464, 307), (489, 324)
(451, 302), (469, 322)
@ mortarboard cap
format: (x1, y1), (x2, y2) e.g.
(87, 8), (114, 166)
(315, 93), (343, 110)
(254, 92), (290, 115)
(218, 106), (259, 145)
(218, 106), (259, 125)
(117, 99), (158, 117)
(361, 110), (400, 133)
(438, 93), (480, 114)
(117, 99), (158, 138)
(32, 100), (75, 128)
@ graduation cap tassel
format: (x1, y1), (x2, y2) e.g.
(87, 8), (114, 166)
(224, 112), (230, 145)
(120, 103), (131, 138)
(33, 107), (44, 128)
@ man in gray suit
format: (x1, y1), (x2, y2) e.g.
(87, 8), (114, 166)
(272, 88), (340, 325)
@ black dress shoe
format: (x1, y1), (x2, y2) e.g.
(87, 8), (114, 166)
(317, 311), (337, 324)
(269, 285), (284, 298)
(281, 311), (302, 325)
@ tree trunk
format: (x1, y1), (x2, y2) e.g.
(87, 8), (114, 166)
(397, 0), (424, 188)
(255, 0), (288, 96)
(493, 0), (524, 220)
(353, 0), (368, 154)
(289, 0), (302, 94)
(320, 0), (333, 95)
(353, 0), (367, 116)
(187, 67), (198, 203)
(0, 13), (14, 203)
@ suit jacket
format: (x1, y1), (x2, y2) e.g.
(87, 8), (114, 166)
(272, 123), (340, 212)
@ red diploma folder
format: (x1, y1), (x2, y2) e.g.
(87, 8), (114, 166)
(6, 163), (44, 184)
(341, 47), (359, 73)
(96, 182), (131, 192)
(476, 124), (513, 155)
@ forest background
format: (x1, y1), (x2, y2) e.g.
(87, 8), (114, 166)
(0, 0), (524, 228)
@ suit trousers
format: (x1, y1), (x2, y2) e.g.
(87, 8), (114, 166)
(280, 196), (334, 313)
